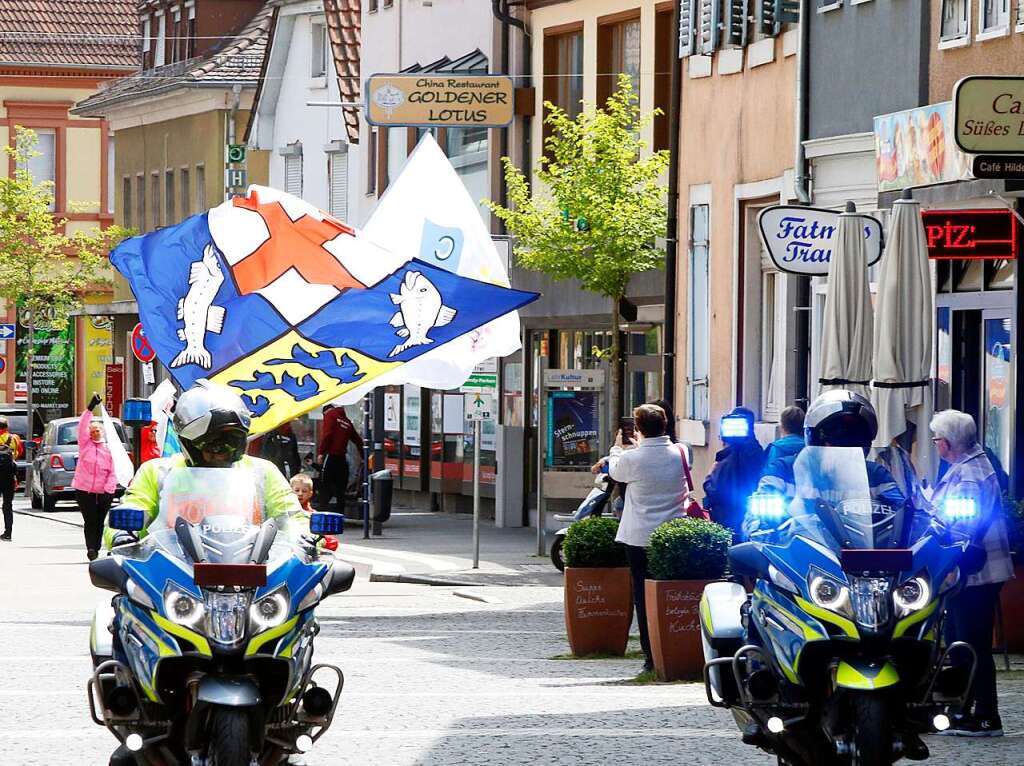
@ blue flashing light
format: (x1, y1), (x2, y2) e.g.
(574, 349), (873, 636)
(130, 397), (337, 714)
(121, 398), (152, 427)
(942, 497), (977, 521)
(721, 414), (752, 440)
(109, 506), (146, 532)
(749, 493), (786, 520)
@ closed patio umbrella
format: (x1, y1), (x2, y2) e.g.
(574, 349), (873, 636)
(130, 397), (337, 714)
(819, 202), (874, 397)
(871, 195), (935, 480)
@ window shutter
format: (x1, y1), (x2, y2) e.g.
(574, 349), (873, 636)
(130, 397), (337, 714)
(328, 150), (348, 221)
(756, 0), (779, 37)
(725, 0), (749, 47)
(699, 0), (720, 54)
(284, 154), (303, 197)
(679, 0), (697, 57)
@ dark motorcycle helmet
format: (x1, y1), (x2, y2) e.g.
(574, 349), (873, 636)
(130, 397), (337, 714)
(172, 379), (252, 467)
(804, 389), (877, 453)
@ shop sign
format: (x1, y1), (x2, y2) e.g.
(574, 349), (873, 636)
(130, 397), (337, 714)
(464, 392), (496, 422)
(972, 154), (1024, 179)
(460, 373), (497, 393)
(16, 302), (73, 422)
(874, 102), (972, 193)
(543, 369), (605, 389)
(757, 206), (884, 276)
(954, 76), (1024, 154)
(104, 363), (124, 421)
(922, 209), (1018, 260)
(366, 74), (514, 128)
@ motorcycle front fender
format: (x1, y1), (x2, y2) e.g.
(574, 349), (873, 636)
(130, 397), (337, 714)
(834, 660), (900, 691)
(196, 676), (262, 707)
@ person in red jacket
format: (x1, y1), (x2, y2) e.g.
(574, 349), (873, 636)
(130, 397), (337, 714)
(317, 404), (363, 514)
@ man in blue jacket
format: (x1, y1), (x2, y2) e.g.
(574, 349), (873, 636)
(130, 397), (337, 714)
(764, 405), (805, 464)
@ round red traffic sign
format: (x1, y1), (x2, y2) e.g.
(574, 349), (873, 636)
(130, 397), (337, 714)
(131, 323), (156, 363)
(0, 356), (6, 374)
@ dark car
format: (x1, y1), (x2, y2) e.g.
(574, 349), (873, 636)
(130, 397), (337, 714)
(30, 416), (128, 512)
(0, 404), (43, 490)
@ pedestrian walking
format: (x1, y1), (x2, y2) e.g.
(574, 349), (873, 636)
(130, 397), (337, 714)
(0, 416), (21, 541)
(930, 410), (1013, 737)
(72, 394), (117, 561)
(703, 407), (765, 539)
(764, 405), (805, 464)
(607, 404), (691, 673)
(317, 404), (364, 514)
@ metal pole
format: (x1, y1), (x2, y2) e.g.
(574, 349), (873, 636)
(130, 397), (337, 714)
(472, 419), (481, 569)
(536, 356), (546, 557)
(362, 394), (371, 540)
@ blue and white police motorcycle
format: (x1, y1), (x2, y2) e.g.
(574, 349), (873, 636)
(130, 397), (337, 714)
(700, 447), (986, 765)
(87, 467), (354, 765)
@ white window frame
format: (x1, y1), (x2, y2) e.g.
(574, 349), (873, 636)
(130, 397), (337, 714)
(142, 17), (151, 54)
(687, 197), (711, 422)
(310, 22), (327, 79)
(326, 144), (349, 221)
(17, 128), (56, 211)
(186, 1), (195, 20)
(978, 0), (1010, 37)
(195, 163), (205, 213)
(939, 0), (971, 45)
(155, 13), (166, 66)
(107, 136), (115, 214)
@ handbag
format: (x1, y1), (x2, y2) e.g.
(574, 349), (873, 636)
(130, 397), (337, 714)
(677, 444), (709, 520)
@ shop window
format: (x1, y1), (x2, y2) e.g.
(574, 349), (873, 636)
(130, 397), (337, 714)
(122, 176), (132, 230)
(195, 164), (205, 212)
(598, 13), (641, 106)
(935, 307), (952, 412)
(987, 259), (1014, 289)
(17, 128), (56, 211)
(980, 0), (1009, 32)
(653, 7), (674, 152)
(150, 171), (161, 229)
(180, 166), (190, 218)
(164, 169), (175, 225)
(311, 23), (327, 78)
(328, 148), (348, 220)
(983, 317), (1012, 471)
(446, 127), (488, 222)
(954, 260), (983, 291)
(687, 204), (710, 421)
(940, 0), (969, 40)
(542, 24), (583, 150)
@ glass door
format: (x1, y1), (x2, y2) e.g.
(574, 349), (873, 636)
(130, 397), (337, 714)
(982, 312), (1012, 476)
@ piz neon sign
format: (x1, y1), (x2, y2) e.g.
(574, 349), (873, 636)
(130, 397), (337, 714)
(922, 209), (1018, 260)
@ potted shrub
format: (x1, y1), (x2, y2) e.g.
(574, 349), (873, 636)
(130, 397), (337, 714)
(645, 518), (732, 680)
(999, 498), (1024, 652)
(562, 516), (632, 657)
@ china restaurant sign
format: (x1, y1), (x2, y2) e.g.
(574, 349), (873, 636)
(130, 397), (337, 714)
(758, 206), (884, 276)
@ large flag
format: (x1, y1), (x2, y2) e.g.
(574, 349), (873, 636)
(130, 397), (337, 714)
(110, 165), (537, 435)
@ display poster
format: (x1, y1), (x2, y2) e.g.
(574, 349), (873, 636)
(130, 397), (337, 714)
(16, 302), (74, 423)
(383, 391), (401, 431)
(875, 102), (972, 193)
(546, 390), (600, 468)
(79, 308), (113, 411)
(403, 384), (421, 448)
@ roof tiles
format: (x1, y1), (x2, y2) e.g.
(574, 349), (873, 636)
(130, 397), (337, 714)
(323, 0), (360, 144)
(0, 0), (138, 69)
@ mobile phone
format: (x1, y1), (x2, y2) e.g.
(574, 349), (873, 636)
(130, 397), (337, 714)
(620, 417), (635, 444)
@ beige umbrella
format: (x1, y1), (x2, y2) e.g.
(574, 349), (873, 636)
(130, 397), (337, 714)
(820, 202), (874, 397)
(871, 195), (935, 479)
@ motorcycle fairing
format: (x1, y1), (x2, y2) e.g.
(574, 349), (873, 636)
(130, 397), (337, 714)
(834, 660), (900, 690)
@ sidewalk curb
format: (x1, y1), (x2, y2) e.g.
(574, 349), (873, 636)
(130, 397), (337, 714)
(369, 572), (485, 587)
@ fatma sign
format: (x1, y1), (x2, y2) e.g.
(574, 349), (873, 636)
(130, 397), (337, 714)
(757, 206), (884, 276)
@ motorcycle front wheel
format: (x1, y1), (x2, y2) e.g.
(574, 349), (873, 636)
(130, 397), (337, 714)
(850, 692), (892, 766)
(207, 707), (252, 766)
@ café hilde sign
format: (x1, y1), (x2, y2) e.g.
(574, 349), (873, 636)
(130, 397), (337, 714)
(366, 74), (514, 128)
(757, 206), (884, 276)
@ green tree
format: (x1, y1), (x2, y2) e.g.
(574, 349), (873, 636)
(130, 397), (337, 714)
(0, 126), (130, 440)
(487, 74), (669, 423)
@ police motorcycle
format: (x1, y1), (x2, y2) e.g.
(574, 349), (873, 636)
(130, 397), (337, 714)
(700, 446), (986, 765)
(87, 466), (355, 765)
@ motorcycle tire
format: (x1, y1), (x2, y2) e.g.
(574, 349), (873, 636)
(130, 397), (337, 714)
(850, 693), (892, 766)
(550, 536), (565, 572)
(207, 707), (252, 766)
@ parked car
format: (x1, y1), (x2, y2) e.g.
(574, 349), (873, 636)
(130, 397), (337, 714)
(30, 416), (128, 512)
(0, 404), (43, 490)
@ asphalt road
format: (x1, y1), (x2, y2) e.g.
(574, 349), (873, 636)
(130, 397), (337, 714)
(1, 503), (1021, 765)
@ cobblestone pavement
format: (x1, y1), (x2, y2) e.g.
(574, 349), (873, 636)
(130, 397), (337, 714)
(2, 506), (1022, 765)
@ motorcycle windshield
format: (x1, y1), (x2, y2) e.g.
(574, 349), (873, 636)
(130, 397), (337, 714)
(791, 447), (906, 550)
(147, 467), (266, 564)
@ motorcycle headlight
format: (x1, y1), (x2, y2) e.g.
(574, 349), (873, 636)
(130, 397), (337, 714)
(850, 577), (891, 630)
(893, 575), (931, 615)
(250, 587), (290, 631)
(163, 584), (204, 628)
(809, 572), (851, 615)
(204, 590), (252, 645)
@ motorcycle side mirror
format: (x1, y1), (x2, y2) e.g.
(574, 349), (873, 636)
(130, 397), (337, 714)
(89, 556), (128, 593)
(250, 518), (279, 565)
(729, 542), (771, 579)
(960, 543), (988, 576)
(109, 506), (146, 532)
(324, 561), (355, 597)
(310, 512), (345, 536)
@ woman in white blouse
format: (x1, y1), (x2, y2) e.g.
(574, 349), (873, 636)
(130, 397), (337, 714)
(607, 404), (690, 672)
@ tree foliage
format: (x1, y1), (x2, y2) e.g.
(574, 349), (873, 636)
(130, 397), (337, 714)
(487, 74), (670, 302)
(0, 126), (129, 331)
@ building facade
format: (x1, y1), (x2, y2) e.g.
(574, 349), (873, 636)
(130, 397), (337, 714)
(0, 0), (138, 416)
(73, 0), (273, 405)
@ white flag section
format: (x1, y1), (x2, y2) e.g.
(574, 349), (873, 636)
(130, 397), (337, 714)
(353, 134), (521, 396)
(100, 404), (135, 487)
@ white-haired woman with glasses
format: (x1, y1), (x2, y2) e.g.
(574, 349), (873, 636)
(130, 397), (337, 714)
(929, 409), (1013, 737)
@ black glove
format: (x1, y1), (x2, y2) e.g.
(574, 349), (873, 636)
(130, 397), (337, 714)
(299, 532), (319, 557)
(87, 393), (102, 411)
(110, 530), (136, 548)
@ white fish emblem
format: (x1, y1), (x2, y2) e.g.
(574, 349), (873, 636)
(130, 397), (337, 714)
(170, 244), (226, 369)
(388, 271), (456, 358)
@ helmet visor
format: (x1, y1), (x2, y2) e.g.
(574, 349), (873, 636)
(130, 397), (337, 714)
(192, 429), (248, 462)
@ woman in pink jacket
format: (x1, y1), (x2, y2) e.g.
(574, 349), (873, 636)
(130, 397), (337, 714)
(73, 394), (117, 560)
